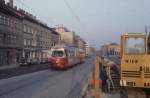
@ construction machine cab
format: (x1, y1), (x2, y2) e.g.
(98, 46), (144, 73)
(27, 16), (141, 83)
(121, 33), (146, 56)
(148, 33), (150, 54)
(120, 33), (150, 98)
(120, 33), (150, 88)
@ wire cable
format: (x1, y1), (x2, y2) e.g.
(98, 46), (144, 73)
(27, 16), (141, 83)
(63, 0), (88, 34)
(15, 0), (55, 24)
(63, 0), (95, 47)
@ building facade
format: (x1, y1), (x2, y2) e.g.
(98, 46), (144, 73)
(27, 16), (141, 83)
(0, 1), (60, 67)
(101, 43), (120, 56)
(74, 35), (86, 51)
(21, 12), (59, 64)
(85, 43), (92, 56)
(54, 25), (75, 46)
(51, 30), (60, 47)
(0, 1), (23, 66)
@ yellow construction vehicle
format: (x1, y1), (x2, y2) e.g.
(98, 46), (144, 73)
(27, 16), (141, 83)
(120, 33), (150, 98)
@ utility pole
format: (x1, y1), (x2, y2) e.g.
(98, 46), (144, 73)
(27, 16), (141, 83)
(145, 26), (149, 36)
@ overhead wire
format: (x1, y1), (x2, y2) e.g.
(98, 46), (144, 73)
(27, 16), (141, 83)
(16, 0), (94, 47)
(16, 0), (87, 34)
(15, 0), (39, 16)
(15, 0), (55, 24)
(63, 0), (88, 34)
(63, 0), (95, 46)
(63, 1), (95, 97)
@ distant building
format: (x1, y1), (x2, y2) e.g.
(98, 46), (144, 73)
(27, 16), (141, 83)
(54, 25), (75, 46)
(85, 43), (93, 56)
(22, 14), (54, 63)
(55, 24), (69, 33)
(101, 45), (108, 56)
(20, 10), (61, 64)
(101, 43), (120, 56)
(74, 35), (86, 51)
(51, 30), (60, 47)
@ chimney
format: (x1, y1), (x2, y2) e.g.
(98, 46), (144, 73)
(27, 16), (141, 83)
(9, 0), (13, 7)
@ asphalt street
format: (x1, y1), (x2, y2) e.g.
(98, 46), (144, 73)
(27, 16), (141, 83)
(0, 57), (94, 98)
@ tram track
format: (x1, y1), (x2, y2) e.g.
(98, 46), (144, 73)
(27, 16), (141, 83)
(0, 57), (94, 98)
(0, 64), (49, 80)
(65, 58), (93, 98)
(0, 70), (62, 96)
(0, 63), (87, 97)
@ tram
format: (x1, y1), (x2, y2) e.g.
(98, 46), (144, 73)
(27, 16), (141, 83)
(48, 45), (84, 69)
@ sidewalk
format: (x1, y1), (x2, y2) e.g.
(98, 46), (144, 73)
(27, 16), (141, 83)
(0, 64), (19, 70)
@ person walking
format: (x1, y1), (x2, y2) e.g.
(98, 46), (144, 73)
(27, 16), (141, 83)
(100, 65), (108, 93)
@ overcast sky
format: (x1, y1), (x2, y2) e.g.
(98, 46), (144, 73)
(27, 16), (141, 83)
(9, 0), (150, 49)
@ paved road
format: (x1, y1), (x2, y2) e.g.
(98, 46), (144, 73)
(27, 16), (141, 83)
(0, 64), (49, 80)
(0, 57), (94, 98)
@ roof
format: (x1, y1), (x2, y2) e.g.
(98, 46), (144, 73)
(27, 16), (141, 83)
(51, 28), (59, 35)
(0, 2), (23, 19)
(0, 1), (61, 35)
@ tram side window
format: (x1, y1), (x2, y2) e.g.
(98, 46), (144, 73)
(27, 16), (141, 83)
(65, 49), (68, 57)
(69, 50), (74, 57)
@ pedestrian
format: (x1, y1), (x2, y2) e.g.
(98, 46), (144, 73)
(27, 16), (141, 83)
(100, 65), (108, 93)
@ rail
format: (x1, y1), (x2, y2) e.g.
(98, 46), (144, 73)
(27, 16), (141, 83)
(82, 56), (120, 98)
(93, 56), (101, 98)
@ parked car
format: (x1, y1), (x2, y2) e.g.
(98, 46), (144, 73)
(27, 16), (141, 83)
(19, 57), (28, 66)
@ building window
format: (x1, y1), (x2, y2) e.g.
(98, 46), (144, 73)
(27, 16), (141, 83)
(6, 35), (17, 44)
(24, 25), (27, 32)
(10, 19), (13, 27)
(24, 39), (27, 46)
(1, 16), (4, 24)
(31, 40), (34, 46)
(7, 34), (11, 44)
(14, 20), (17, 29)
(0, 33), (3, 44)
(7, 18), (10, 26)
(0, 15), (2, 24)
(31, 28), (34, 34)
(13, 36), (17, 44)
(3, 16), (5, 25)
(15, 20), (18, 30)
(5, 17), (8, 25)
(27, 40), (29, 46)
(17, 22), (21, 30)
(3, 16), (8, 25)
(27, 27), (31, 33)
(27, 40), (31, 46)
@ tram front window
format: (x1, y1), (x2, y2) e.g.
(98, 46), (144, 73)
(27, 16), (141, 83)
(52, 51), (64, 57)
(126, 37), (145, 54)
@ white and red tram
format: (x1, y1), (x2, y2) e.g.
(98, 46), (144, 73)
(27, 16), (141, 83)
(48, 45), (84, 69)
(78, 49), (85, 64)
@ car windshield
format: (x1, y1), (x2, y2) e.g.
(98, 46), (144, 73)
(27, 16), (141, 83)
(126, 37), (145, 54)
(52, 51), (64, 57)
